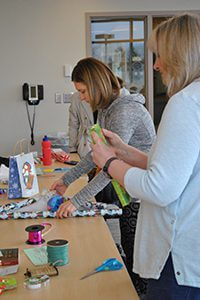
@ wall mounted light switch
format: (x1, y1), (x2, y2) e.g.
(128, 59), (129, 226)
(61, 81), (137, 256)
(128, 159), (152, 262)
(55, 93), (62, 104)
(63, 93), (73, 103)
(64, 64), (72, 77)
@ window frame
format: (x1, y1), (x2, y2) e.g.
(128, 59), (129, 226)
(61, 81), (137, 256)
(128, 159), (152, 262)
(91, 17), (146, 92)
(86, 10), (200, 121)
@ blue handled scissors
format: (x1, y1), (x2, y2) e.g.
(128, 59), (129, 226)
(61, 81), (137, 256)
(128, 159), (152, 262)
(80, 258), (123, 280)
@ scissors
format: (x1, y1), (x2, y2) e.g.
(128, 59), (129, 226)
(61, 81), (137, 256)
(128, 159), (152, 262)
(80, 258), (123, 280)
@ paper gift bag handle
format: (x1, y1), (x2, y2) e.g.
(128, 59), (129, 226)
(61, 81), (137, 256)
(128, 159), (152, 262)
(13, 138), (30, 155)
(41, 222), (52, 236)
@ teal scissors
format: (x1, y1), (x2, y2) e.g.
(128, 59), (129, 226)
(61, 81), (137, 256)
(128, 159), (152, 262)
(80, 258), (123, 280)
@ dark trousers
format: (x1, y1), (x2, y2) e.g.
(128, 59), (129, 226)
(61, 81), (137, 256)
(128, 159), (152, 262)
(145, 253), (200, 300)
(120, 201), (147, 296)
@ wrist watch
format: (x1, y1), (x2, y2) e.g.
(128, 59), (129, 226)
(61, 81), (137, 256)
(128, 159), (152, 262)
(103, 157), (118, 178)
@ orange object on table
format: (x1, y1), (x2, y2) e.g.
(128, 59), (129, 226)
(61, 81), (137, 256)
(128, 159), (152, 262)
(51, 149), (70, 163)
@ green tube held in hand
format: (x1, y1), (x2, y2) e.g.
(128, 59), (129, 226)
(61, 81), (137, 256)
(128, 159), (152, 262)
(89, 124), (130, 207)
(111, 179), (130, 207)
(89, 123), (108, 145)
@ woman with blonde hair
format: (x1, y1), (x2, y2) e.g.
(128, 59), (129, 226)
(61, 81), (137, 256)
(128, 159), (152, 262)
(91, 14), (200, 299)
(51, 57), (155, 296)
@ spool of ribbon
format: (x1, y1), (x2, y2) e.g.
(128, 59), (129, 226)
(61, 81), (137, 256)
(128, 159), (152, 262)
(25, 223), (52, 245)
(47, 239), (69, 266)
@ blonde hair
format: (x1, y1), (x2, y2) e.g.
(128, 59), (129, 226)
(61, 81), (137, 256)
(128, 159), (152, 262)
(148, 13), (200, 97)
(71, 57), (120, 111)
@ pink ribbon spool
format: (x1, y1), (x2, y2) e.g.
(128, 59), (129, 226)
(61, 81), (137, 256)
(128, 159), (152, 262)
(25, 223), (52, 245)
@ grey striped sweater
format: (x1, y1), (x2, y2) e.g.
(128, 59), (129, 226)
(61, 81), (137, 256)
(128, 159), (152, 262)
(63, 93), (156, 208)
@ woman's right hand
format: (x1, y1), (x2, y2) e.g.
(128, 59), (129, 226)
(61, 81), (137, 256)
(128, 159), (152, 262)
(102, 129), (125, 154)
(50, 178), (67, 196)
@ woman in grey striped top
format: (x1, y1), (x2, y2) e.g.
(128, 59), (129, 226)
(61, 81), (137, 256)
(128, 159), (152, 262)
(50, 57), (155, 296)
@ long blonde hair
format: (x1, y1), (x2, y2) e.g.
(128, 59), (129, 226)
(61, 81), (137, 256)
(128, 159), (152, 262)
(71, 57), (120, 111)
(148, 13), (200, 97)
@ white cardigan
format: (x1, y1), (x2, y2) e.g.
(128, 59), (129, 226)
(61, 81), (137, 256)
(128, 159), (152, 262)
(68, 92), (94, 158)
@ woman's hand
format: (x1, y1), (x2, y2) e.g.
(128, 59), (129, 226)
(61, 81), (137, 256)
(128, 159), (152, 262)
(90, 132), (116, 168)
(102, 129), (125, 153)
(50, 178), (68, 195)
(56, 199), (77, 218)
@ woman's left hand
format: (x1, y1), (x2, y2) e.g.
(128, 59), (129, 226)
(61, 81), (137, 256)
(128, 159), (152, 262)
(56, 199), (76, 218)
(90, 132), (117, 168)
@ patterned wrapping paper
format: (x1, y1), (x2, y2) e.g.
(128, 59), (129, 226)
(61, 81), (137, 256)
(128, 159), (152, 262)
(0, 192), (122, 220)
(0, 208), (122, 220)
(0, 198), (37, 214)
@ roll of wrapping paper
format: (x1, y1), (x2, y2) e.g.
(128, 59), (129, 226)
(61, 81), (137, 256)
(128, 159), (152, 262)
(89, 124), (130, 207)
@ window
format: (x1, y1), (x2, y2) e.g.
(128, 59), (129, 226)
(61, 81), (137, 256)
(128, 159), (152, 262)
(91, 18), (145, 93)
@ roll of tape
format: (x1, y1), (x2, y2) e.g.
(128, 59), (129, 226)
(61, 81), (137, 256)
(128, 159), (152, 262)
(24, 275), (50, 289)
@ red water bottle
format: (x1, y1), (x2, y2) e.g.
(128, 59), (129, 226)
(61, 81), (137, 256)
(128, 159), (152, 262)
(42, 135), (52, 166)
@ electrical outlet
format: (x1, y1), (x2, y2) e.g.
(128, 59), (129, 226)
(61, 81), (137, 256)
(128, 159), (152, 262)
(63, 93), (73, 104)
(55, 93), (62, 104)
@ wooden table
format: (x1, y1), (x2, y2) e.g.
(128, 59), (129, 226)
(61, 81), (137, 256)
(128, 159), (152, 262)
(0, 158), (139, 300)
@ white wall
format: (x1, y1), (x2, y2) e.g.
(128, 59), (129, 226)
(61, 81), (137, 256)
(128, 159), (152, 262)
(0, 0), (200, 156)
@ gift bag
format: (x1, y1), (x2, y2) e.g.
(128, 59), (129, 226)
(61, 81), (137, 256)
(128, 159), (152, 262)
(8, 153), (39, 199)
